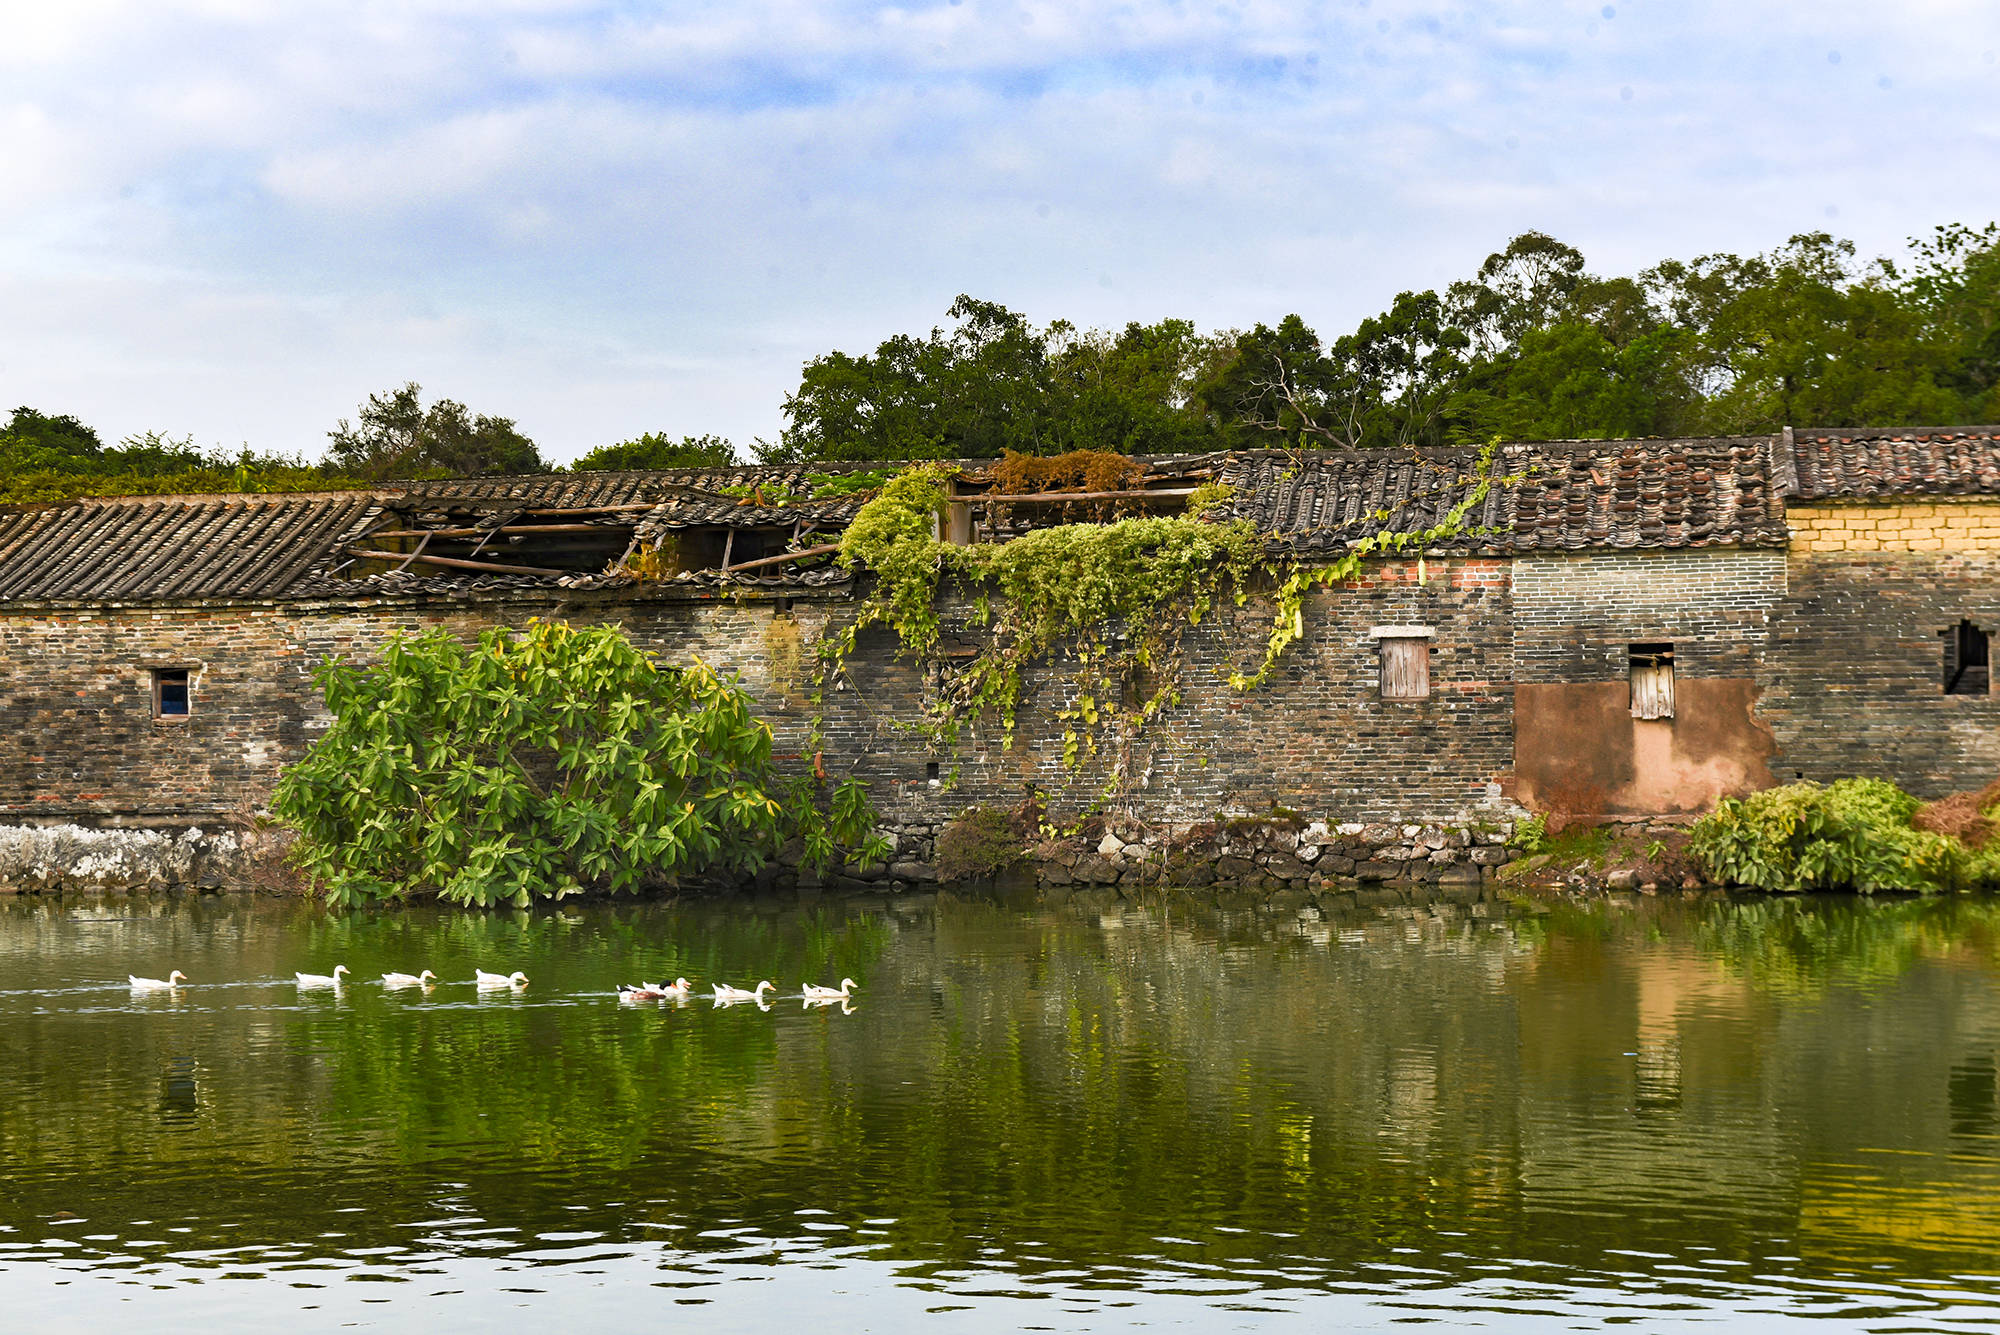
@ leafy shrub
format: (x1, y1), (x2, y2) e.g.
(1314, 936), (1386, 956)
(272, 621), (885, 907)
(1689, 778), (1966, 893)
(934, 807), (1029, 882)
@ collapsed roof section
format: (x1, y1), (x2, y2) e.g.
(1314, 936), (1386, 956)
(307, 463), (886, 596)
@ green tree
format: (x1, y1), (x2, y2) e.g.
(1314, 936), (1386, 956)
(1199, 294), (1474, 450)
(1046, 318), (1227, 456)
(326, 382), (546, 480)
(0, 406), (105, 466)
(770, 295), (1057, 462)
(574, 433), (737, 471)
(1647, 233), (1958, 434)
(271, 621), (884, 907)
(1893, 222), (2000, 419)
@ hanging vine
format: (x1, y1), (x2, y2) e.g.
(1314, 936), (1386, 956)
(816, 444), (1509, 790)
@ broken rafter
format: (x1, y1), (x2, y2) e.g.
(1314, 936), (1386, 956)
(363, 523), (632, 539)
(513, 503), (661, 517)
(720, 542), (842, 574)
(342, 547), (571, 577)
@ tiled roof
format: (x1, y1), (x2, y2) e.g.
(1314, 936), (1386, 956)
(14, 429), (1999, 604)
(1501, 437), (1784, 551)
(1216, 449), (1506, 552)
(1216, 437), (1787, 553)
(0, 493), (381, 601)
(1785, 426), (2000, 500)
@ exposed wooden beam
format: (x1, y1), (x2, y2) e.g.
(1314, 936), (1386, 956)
(343, 547), (571, 577)
(720, 542), (841, 574)
(364, 523), (632, 539)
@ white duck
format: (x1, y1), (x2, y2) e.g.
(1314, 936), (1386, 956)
(475, 969), (529, 989)
(129, 970), (188, 991)
(802, 977), (858, 1001)
(711, 980), (775, 1004)
(296, 965), (350, 989)
(382, 969), (437, 988)
(658, 977), (692, 1000)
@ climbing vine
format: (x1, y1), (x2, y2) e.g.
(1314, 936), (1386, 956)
(820, 444), (1507, 787)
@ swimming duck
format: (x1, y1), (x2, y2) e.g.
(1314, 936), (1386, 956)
(802, 977), (858, 1001)
(382, 970), (437, 988)
(296, 965), (350, 989)
(712, 980), (775, 1004)
(475, 969), (529, 989)
(129, 970), (188, 991)
(618, 977), (694, 1002)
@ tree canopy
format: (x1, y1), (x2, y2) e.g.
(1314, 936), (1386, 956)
(772, 223), (2000, 460)
(326, 382), (547, 480)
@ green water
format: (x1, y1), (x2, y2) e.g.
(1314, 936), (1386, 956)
(4, 887), (2000, 1332)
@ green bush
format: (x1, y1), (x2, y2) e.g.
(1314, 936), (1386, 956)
(934, 807), (1029, 882)
(1689, 778), (1967, 894)
(272, 620), (885, 906)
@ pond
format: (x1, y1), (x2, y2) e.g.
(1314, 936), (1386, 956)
(4, 887), (2000, 1332)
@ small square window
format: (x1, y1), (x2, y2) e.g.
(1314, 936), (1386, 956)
(152, 668), (191, 720)
(1373, 627), (1432, 701)
(1630, 643), (1674, 719)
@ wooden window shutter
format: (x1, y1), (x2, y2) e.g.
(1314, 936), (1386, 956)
(1377, 634), (1431, 700)
(1630, 643), (1674, 720)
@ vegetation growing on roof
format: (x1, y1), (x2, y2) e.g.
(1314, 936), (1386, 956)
(271, 621), (887, 907)
(711, 469), (895, 506)
(820, 447), (1499, 792)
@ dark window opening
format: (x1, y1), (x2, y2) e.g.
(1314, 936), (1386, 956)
(925, 762), (941, 782)
(1945, 620), (1991, 695)
(152, 668), (190, 720)
(1630, 643), (1674, 720)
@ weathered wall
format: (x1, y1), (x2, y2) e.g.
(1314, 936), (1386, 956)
(833, 557), (1517, 827)
(0, 557), (1519, 832)
(1514, 680), (1776, 814)
(0, 605), (314, 821)
(12, 533), (1995, 854)
(1762, 551), (2000, 797)
(1511, 549), (1785, 814)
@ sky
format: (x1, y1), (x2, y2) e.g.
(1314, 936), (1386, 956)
(3, 1), (1999, 465)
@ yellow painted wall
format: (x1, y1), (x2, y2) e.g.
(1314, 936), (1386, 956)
(1787, 499), (2000, 553)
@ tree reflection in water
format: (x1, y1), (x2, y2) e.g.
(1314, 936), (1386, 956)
(2, 888), (1999, 1325)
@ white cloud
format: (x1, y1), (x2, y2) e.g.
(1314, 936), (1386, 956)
(2, 0), (2000, 461)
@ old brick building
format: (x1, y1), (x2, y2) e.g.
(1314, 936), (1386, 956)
(2, 426), (1997, 862)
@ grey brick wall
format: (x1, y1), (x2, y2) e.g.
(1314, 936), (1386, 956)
(1763, 552), (2000, 796)
(1513, 549), (1786, 682)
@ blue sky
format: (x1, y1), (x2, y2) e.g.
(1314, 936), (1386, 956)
(4, 0), (1998, 463)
